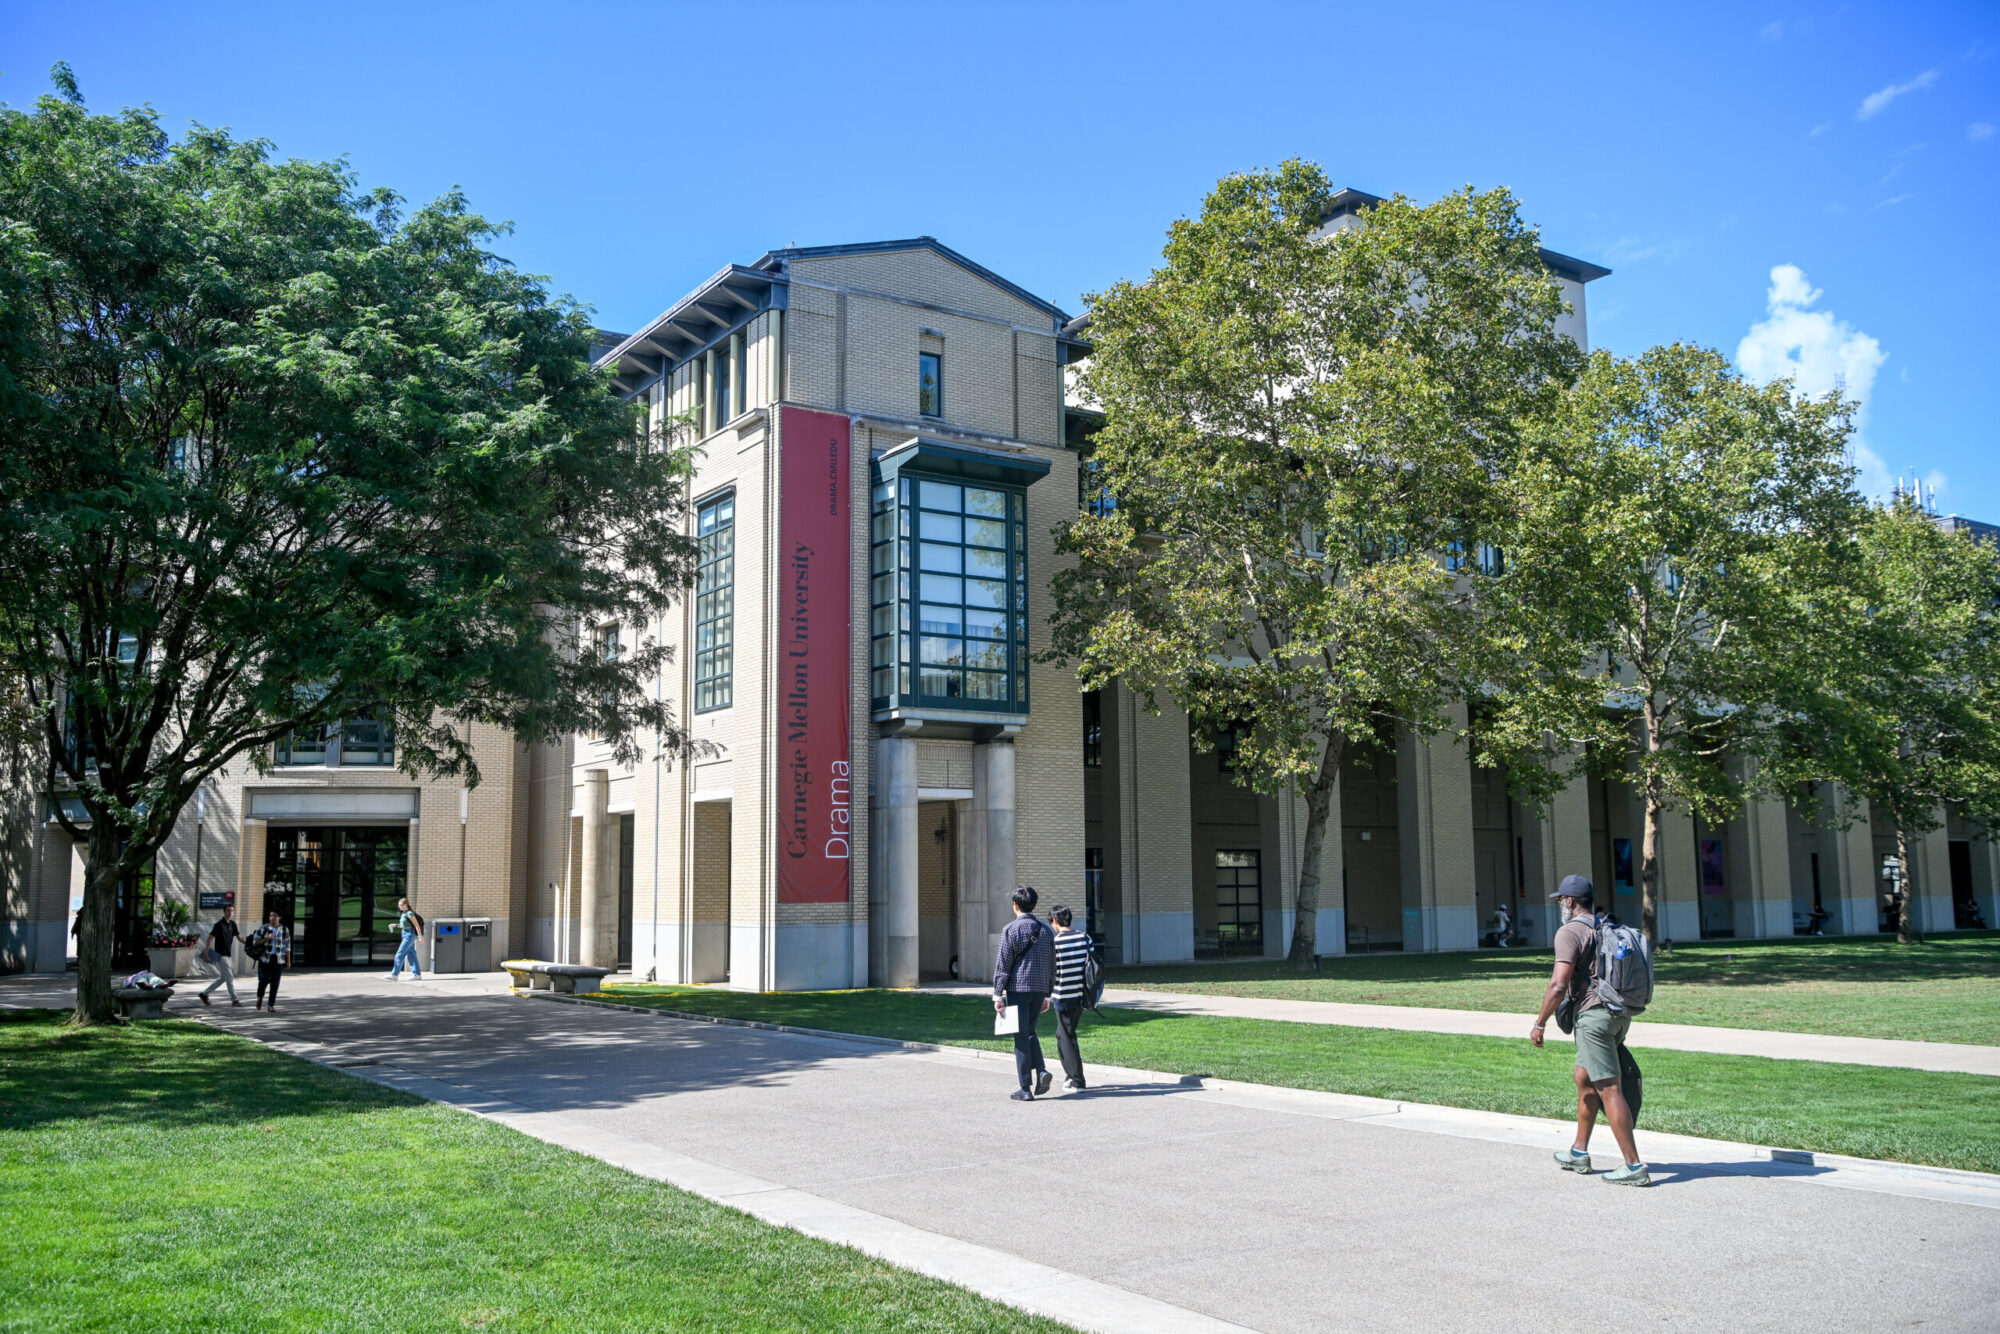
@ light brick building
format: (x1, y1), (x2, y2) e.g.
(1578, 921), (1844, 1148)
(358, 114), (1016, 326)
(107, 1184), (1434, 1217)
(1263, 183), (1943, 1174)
(6, 219), (1997, 980)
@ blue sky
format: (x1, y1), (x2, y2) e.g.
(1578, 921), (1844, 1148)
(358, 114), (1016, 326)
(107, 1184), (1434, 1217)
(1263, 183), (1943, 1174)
(5, 2), (1996, 512)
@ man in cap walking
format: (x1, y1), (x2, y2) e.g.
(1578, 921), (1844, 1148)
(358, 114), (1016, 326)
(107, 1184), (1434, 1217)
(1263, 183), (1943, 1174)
(1530, 874), (1649, 1186)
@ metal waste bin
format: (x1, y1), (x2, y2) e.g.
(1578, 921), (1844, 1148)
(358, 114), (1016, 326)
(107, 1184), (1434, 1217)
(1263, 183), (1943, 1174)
(430, 918), (466, 974)
(462, 918), (493, 973)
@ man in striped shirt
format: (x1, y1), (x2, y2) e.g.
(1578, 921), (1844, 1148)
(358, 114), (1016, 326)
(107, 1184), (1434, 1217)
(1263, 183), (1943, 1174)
(992, 886), (1055, 1101)
(1050, 905), (1092, 1091)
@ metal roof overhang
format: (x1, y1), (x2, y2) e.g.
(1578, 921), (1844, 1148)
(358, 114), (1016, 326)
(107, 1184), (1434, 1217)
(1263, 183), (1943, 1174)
(1322, 187), (1612, 284)
(594, 265), (787, 396)
(872, 437), (1053, 490)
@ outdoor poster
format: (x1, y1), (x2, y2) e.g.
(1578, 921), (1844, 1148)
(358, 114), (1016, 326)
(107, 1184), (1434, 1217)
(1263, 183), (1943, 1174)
(776, 406), (853, 903)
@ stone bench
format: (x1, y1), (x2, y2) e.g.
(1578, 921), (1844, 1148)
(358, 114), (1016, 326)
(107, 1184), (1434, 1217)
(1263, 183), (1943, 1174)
(501, 961), (614, 995)
(113, 985), (175, 1020)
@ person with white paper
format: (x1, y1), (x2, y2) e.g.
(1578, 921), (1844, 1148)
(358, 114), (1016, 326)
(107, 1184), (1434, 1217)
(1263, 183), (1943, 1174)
(992, 885), (1055, 1101)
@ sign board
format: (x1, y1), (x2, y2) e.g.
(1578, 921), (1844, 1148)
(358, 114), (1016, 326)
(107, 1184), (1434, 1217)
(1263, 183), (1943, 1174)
(775, 405), (853, 904)
(198, 891), (234, 910)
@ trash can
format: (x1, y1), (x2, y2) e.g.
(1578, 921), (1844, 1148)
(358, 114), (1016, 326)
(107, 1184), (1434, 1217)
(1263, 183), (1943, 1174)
(463, 918), (493, 973)
(431, 919), (466, 974)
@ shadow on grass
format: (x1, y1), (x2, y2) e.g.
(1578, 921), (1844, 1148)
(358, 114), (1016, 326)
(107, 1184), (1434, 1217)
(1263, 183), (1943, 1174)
(0, 1009), (415, 1133)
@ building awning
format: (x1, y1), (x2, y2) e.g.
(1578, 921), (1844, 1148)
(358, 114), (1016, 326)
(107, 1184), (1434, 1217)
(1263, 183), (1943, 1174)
(248, 788), (420, 821)
(871, 437), (1052, 490)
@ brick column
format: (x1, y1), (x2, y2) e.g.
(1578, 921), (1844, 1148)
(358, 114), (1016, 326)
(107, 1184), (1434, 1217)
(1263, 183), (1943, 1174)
(974, 739), (1017, 976)
(1654, 804), (1701, 943)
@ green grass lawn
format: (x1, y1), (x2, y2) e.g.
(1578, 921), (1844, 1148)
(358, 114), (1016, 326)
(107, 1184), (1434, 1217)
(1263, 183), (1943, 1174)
(1111, 932), (2000, 1045)
(600, 985), (2000, 1175)
(0, 1011), (1069, 1334)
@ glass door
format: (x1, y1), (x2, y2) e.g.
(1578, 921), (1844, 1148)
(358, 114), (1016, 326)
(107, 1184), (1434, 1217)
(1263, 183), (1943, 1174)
(263, 827), (409, 966)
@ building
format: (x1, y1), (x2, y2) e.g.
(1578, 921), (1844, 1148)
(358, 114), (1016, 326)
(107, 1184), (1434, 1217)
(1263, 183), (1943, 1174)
(7, 212), (1998, 978)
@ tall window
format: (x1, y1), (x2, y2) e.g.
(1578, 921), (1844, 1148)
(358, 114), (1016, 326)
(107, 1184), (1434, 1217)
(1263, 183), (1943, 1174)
(339, 717), (395, 766)
(1082, 690), (1103, 767)
(919, 352), (943, 418)
(1215, 850), (1262, 950)
(276, 723), (332, 766)
(695, 494), (735, 712)
(593, 622), (622, 729)
(712, 344), (732, 428)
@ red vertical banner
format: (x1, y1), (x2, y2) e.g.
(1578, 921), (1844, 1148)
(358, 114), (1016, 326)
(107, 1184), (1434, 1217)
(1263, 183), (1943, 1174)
(776, 406), (853, 903)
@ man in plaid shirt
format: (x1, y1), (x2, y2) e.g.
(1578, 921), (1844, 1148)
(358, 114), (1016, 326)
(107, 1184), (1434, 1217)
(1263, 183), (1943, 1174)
(992, 886), (1055, 1101)
(250, 910), (292, 1012)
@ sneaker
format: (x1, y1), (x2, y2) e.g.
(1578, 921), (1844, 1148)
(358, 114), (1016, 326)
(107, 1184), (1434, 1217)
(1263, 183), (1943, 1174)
(1604, 1162), (1651, 1187)
(198, 993), (211, 1006)
(231, 999), (242, 1007)
(1034, 1070), (1053, 1096)
(1010, 1089), (1034, 1102)
(1554, 1147), (1592, 1174)
(1065, 1078), (1085, 1091)
(254, 1000), (263, 1011)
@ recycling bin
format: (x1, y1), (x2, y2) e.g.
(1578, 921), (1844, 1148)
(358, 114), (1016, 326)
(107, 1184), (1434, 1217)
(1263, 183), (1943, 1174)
(430, 919), (466, 974)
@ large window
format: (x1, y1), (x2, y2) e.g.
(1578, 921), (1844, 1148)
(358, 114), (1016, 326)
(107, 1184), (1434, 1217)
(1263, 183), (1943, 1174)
(712, 344), (732, 428)
(1215, 850), (1263, 951)
(871, 476), (1028, 711)
(695, 493), (735, 712)
(275, 716), (393, 766)
(919, 352), (943, 418)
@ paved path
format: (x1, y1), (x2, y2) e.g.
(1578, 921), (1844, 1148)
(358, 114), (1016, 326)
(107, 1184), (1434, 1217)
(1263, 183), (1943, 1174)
(8, 972), (1995, 1333)
(917, 984), (2000, 1077)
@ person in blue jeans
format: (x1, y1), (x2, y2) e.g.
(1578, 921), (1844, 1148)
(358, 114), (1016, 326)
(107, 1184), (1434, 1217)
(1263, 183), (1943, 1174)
(387, 897), (425, 979)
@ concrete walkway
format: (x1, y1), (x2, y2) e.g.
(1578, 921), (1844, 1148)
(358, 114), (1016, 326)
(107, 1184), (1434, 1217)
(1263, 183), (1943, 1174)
(7, 972), (1995, 1333)
(912, 984), (2000, 1077)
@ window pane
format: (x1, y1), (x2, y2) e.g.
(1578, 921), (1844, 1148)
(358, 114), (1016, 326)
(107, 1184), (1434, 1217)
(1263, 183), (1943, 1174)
(920, 481), (962, 512)
(872, 512), (895, 543)
(965, 546), (1006, 578)
(873, 667), (894, 696)
(919, 604), (963, 635)
(964, 671), (1007, 700)
(872, 605), (896, 636)
(966, 488), (1006, 518)
(920, 542), (962, 573)
(872, 573), (895, 605)
(965, 640), (1006, 670)
(872, 542), (895, 574)
(965, 608), (1006, 638)
(966, 578), (1006, 609)
(919, 667), (960, 697)
(696, 494), (735, 711)
(922, 575), (962, 605)
(921, 511), (963, 543)
(919, 636), (963, 666)
(966, 517), (1006, 548)
(919, 352), (942, 418)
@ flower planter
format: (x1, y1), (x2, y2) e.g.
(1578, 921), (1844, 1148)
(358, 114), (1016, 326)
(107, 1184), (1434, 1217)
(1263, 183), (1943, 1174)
(146, 945), (199, 980)
(113, 985), (175, 1020)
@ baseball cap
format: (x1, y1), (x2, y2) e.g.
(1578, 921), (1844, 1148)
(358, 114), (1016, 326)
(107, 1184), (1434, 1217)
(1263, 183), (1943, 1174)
(1549, 874), (1595, 903)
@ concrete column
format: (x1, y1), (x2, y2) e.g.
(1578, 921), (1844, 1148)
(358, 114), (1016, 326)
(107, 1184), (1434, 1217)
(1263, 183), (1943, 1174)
(1818, 784), (1879, 935)
(1910, 814), (1954, 934)
(1971, 832), (2000, 933)
(872, 736), (918, 987)
(975, 739), (1017, 972)
(1737, 789), (1796, 939)
(1396, 708), (1478, 952)
(1654, 804), (1701, 943)
(1523, 767), (1594, 947)
(578, 769), (610, 967)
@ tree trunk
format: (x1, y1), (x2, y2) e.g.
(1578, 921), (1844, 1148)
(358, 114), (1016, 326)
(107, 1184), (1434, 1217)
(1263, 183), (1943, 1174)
(1285, 732), (1345, 970)
(1639, 786), (1663, 948)
(1895, 825), (1921, 945)
(72, 823), (127, 1025)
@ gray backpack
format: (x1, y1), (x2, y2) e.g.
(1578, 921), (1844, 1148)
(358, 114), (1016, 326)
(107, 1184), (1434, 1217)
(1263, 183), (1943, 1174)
(1592, 914), (1654, 1015)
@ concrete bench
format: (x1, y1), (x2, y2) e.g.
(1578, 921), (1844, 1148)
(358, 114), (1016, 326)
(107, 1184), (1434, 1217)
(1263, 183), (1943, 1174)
(501, 961), (613, 995)
(113, 985), (175, 1020)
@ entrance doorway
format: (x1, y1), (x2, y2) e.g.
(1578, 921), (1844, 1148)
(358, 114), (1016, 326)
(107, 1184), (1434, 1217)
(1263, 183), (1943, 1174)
(112, 858), (156, 968)
(262, 826), (410, 967)
(1213, 850), (1263, 953)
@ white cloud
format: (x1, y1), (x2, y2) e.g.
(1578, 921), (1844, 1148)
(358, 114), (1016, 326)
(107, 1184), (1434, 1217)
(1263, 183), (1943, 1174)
(1809, 120), (1834, 137)
(1857, 69), (1939, 120)
(1971, 122), (1997, 142)
(1737, 265), (1910, 497)
(1873, 193), (1912, 209)
(1760, 20), (1783, 41)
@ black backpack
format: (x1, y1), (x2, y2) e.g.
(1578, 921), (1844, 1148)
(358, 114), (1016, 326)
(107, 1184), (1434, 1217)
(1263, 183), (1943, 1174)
(1081, 938), (1107, 1014)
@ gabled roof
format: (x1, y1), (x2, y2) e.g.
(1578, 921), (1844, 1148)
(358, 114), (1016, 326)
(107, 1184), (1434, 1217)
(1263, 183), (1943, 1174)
(1322, 187), (1612, 284)
(754, 236), (1073, 326)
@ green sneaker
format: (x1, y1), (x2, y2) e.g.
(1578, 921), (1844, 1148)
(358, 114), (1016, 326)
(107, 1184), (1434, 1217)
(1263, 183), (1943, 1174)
(1553, 1147), (1592, 1173)
(1603, 1162), (1651, 1187)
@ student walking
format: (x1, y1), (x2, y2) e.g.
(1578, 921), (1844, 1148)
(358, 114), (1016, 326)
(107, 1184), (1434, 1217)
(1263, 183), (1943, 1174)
(196, 906), (243, 1007)
(249, 910), (292, 1012)
(1530, 875), (1649, 1186)
(992, 886), (1055, 1102)
(1050, 905), (1092, 1091)
(387, 898), (425, 980)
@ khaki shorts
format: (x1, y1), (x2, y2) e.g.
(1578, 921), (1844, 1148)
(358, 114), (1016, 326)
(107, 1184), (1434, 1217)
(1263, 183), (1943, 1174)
(1573, 1005), (1631, 1084)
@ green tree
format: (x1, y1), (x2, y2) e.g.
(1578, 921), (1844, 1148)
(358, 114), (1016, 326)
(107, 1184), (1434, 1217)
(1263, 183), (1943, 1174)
(1049, 164), (1578, 968)
(1489, 345), (1862, 945)
(0, 69), (699, 1023)
(1825, 498), (2000, 942)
